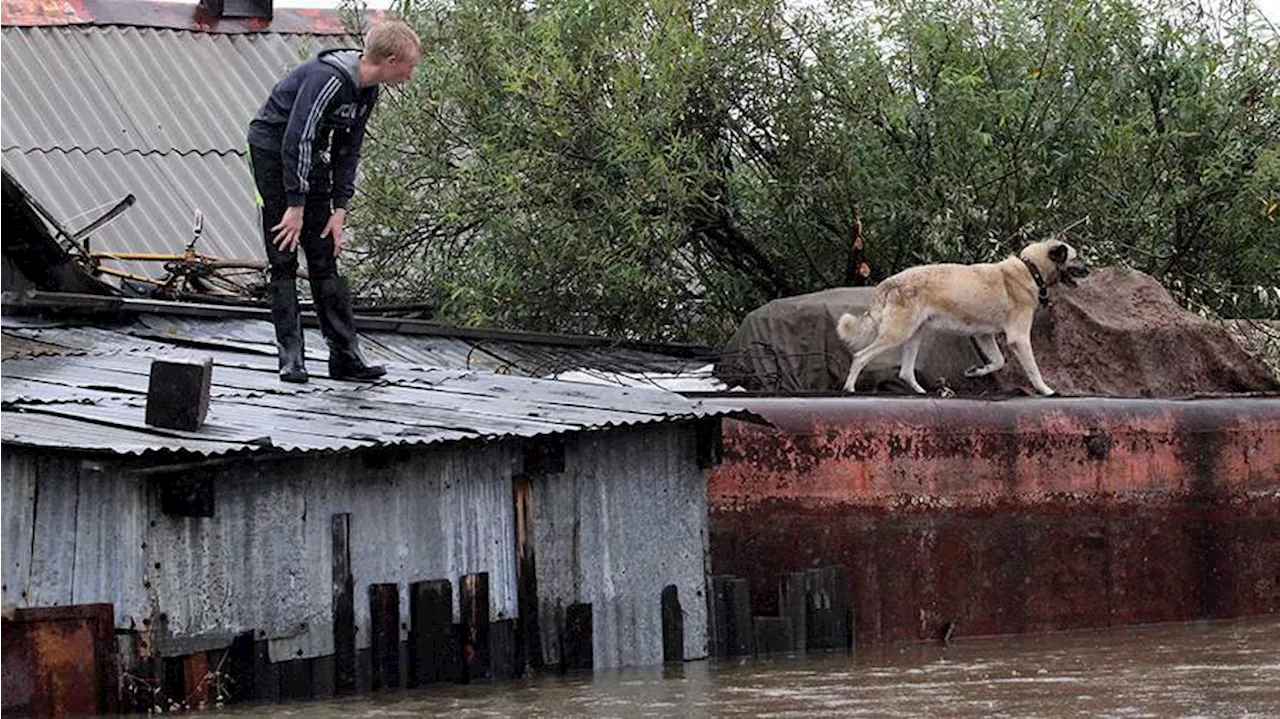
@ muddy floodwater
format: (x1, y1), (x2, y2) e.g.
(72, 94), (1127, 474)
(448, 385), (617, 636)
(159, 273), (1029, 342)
(210, 617), (1279, 718)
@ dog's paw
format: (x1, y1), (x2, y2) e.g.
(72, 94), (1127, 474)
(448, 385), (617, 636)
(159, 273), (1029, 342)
(842, 381), (859, 394)
(964, 365), (984, 378)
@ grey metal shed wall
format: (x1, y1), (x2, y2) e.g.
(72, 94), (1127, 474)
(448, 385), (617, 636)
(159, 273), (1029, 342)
(1, 442), (520, 661)
(532, 423), (710, 669)
(1, 452), (150, 629)
(148, 443), (521, 661)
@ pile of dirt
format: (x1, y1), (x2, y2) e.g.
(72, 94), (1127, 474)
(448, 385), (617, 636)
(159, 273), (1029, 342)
(715, 267), (1279, 397)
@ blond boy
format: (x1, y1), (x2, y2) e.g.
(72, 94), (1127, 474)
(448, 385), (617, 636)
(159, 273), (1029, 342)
(247, 20), (421, 382)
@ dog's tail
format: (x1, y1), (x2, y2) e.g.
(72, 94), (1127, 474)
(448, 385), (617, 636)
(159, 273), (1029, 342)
(837, 309), (877, 352)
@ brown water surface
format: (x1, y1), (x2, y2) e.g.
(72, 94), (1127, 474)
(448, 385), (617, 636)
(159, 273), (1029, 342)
(210, 617), (1280, 718)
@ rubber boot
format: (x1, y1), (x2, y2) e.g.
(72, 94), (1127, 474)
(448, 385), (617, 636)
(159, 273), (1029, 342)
(310, 275), (386, 381)
(268, 278), (309, 383)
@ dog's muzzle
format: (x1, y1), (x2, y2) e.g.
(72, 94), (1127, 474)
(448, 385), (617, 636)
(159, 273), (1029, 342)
(1061, 264), (1091, 288)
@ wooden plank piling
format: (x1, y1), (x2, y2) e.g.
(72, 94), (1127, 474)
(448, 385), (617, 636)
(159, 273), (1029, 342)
(460, 573), (491, 683)
(331, 513), (356, 695)
(311, 654), (336, 699)
(661, 585), (683, 663)
(779, 571), (808, 654)
(277, 657), (313, 701)
(806, 566), (852, 651)
(183, 651), (211, 708)
(409, 579), (460, 686)
(560, 603), (593, 672)
(724, 578), (755, 657)
(225, 631), (256, 703)
(708, 575), (733, 659)
(513, 474), (543, 674)
(489, 618), (518, 680)
(251, 640), (280, 703)
(369, 583), (401, 689)
(752, 616), (794, 656)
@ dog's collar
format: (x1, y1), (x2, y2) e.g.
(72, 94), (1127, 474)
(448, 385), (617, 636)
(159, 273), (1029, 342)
(1021, 258), (1051, 308)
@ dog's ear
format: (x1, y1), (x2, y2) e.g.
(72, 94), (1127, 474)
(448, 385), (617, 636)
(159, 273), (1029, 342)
(1048, 244), (1069, 264)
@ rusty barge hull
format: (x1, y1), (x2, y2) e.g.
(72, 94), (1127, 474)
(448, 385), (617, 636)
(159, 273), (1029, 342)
(705, 397), (1280, 646)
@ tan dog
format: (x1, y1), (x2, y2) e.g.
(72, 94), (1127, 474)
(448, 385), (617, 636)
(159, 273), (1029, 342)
(837, 240), (1091, 395)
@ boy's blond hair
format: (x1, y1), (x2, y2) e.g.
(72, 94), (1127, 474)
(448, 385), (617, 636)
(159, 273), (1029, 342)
(364, 20), (421, 62)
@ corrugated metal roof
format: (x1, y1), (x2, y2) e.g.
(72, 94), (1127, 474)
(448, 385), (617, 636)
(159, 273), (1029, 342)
(2, 353), (741, 456)
(1, 149), (265, 268)
(1, 27), (345, 154)
(2, 312), (742, 457)
(1, 25), (350, 271)
(1, 311), (715, 378)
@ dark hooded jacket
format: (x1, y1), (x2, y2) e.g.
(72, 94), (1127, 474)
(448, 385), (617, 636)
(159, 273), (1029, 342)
(247, 48), (378, 209)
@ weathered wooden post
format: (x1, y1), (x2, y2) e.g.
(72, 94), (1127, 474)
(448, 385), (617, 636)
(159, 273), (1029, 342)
(409, 579), (459, 686)
(331, 514), (356, 695)
(560, 603), (593, 672)
(460, 573), (490, 682)
(369, 584), (401, 689)
(661, 585), (683, 663)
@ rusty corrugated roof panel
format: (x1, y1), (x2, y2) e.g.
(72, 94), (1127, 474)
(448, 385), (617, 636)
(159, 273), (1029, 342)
(0, 0), (380, 34)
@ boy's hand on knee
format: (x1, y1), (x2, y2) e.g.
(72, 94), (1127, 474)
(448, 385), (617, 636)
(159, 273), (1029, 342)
(322, 208), (346, 257)
(272, 206), (304, 251)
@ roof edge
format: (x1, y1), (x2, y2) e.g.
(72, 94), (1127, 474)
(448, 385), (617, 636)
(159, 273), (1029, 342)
(0, 0), (382, 34)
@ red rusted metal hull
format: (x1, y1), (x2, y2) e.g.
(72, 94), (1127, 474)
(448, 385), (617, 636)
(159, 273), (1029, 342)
(706, 397), (1280, 646)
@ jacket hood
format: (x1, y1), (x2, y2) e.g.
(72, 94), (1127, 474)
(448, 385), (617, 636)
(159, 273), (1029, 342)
(318, 48), (362, 88)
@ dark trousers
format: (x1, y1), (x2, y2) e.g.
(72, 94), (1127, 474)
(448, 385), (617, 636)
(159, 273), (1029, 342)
(249, 145), (339, 283)
(249, 145), (369, 374)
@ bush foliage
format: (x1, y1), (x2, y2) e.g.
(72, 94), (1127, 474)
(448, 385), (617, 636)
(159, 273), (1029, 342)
(345, 0), (1280, 344)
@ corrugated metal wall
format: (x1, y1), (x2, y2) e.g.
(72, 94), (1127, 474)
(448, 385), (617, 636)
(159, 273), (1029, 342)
(1, 453), (150, 629)
(152, 443), (522, 661)
(706, 397), (1280, 645)
(1, 442), (521, 661)
(3, 425), (712, 670)
(533, 424), (710, 668)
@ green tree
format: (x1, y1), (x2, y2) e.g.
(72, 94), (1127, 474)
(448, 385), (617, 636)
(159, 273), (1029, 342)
(346, 0), (1280, 345)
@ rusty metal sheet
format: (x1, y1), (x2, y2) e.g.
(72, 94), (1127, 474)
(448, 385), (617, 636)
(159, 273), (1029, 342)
(1, 603), (118, 716)
(0, 0), (382, 34)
